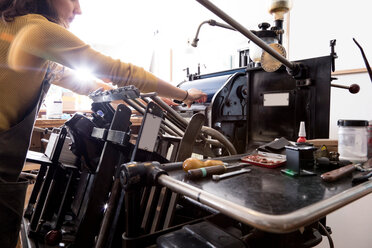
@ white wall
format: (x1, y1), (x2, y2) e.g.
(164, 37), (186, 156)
(329, 73), (372, 138)
(289, 1), (372, 247)
(70, 0), (275, 83)
(289, 0), (372, 138)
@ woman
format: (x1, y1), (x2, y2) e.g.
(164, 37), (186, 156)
(0, 0), (206, 246)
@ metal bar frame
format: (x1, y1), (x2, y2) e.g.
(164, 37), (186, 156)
(158, 174), (372, 234)
(195, 0), (295, 70)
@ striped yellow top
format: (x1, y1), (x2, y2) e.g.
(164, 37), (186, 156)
(0, 14), (159, 131)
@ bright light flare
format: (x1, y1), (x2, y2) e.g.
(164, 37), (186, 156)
(73, 68), (96, 82)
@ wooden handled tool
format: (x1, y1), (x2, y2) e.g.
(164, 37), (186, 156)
(187, 165), (226, 179)
(187, 163), (248, 179)
(182, 158), (225, 172)
(320, 164), (356, 182)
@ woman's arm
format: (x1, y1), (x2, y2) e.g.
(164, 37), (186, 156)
(50, 65), (114, 95)
(9, 15), (206, 103)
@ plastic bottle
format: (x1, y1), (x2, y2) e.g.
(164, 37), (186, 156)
(297, 121), (306, 143)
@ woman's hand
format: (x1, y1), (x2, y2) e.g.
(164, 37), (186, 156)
(183, 88), (207, 108)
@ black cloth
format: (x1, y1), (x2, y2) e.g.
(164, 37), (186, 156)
(0, 79), (50, 247)
(0, 179), (28, 248)
(257, 137), (293, 154)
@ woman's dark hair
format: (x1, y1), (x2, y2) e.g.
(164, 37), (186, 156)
(0, 0), (59, 23)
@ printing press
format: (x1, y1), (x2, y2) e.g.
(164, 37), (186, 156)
(21, 0), (372, 248)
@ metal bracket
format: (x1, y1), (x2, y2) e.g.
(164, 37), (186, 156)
(89, 85), (140, 103)
(106, 130), (131, 146)
(91, 127), (108, 140)
(175, 113), (205, 161)
(330, 39), (338, 72)
(296, 78), (312, 87)
(119, 161), (167, 191)
(131, 102), (164, 161)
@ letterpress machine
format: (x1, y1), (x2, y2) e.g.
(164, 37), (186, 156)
(21, 0), (372, 248)
(22, 85), (238, 247)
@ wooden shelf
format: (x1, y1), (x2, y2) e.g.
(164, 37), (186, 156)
(35, 119), (66, 129)
(332, 67), (371, 76)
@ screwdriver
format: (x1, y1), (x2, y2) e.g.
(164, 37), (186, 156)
(183, 157), (225, 172)
(187, 163), (247, 179)
(212, 168), (251, 181)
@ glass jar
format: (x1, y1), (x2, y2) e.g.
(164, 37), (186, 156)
(338, 120), (368, 162)
(249, 22), (278, 63)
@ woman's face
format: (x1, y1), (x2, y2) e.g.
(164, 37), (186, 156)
(53, 0), (82, 26)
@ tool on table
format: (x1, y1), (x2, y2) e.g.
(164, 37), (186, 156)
(320, 163), (371, 182)
(241, 152), (286, 169)
(212, 168), (251, 181)
(183, 157), (225, 172)
(352, 171), (372, 185)
(187, 163), (248, 179)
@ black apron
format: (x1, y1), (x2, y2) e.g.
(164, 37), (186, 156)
(0, 77), (50, 248)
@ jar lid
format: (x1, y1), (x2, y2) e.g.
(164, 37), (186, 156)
(337, 119), (368, 127)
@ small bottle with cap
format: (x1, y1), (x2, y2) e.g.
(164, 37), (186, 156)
(297, 121), (307, 143)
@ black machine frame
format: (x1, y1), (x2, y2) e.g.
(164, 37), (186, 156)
(210, 56), (332, 153)
(177, 56), (332, 154)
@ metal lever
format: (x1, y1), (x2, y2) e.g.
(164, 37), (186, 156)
(353, 38), (372, 83)
(331, 83), (360, 94)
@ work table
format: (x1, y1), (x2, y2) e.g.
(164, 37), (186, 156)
(157, 154), (372, 233)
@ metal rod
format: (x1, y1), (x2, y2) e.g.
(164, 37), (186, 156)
(151, 96), (237, 155)
(201, 126), (237, 155)
(212, 20), (235, 31)
(20, 171), (37, 180)
(192, 19), (235, 47)
(163, 119), (185, 137)
(164, 112), (187, 131)
(353, 38), (372, 83)
(212, 168), (251, 181)
(123, 99), (145, 115)
(151, 96), (189, 128)
(195, 0), (295, 70)
(124, 99), (179, 137)
(331, 84), (349, 90)
(132, 98), (147, 109)
(94, 179), (122, 248)
(141, 97), (185, 136)
(143, 96), (188, 132)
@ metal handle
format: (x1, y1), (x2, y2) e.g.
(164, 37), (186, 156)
(331, 83), (360, 94)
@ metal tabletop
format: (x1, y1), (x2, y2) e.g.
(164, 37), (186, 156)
(157, 154), (372, 233)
